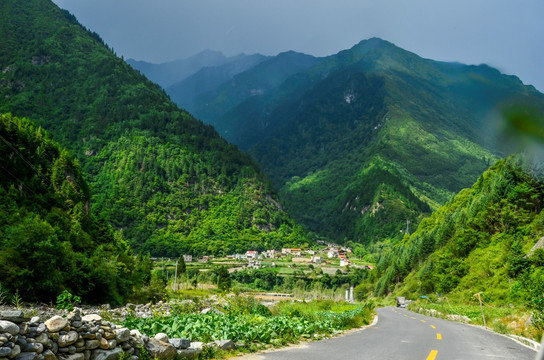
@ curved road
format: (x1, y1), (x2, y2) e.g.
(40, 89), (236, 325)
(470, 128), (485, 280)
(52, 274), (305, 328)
(240, 307), (536, 360)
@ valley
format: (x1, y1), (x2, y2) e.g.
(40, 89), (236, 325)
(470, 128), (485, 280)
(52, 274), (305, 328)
(1, 0), (544, 359)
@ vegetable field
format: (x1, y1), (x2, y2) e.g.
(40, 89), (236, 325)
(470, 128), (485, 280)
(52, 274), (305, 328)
(124, 302), (374, 345)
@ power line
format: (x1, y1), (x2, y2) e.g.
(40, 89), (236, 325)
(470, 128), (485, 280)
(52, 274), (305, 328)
(0, 163), (40, 198)
(0, 133), (53, 188)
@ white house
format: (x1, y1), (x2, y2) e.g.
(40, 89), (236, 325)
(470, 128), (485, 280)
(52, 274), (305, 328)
(340, 258), (351, 267)
(312, 256), (323, 264)
(245, 250), (259, 259)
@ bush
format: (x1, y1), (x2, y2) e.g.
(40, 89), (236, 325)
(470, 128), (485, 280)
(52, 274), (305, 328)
(56, 290), (81, 311)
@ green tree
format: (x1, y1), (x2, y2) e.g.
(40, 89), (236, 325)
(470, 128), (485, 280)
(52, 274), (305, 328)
(217, 266), (231, 291)
(178, 255), (186, 274)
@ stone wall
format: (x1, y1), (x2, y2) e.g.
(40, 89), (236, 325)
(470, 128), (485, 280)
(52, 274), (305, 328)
(0, 309), (209, 360)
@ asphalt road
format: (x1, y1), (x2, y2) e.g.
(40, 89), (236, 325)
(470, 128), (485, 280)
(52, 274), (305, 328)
(241, 307), (537, 360)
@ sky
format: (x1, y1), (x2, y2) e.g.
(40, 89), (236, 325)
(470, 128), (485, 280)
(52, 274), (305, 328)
(51, 0), (544, 92)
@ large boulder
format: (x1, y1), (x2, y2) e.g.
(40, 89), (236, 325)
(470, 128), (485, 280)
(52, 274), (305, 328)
(58, 331), (79, 347)
(113, 328), (130, 343)
(35, 333), (50, 346)
(89, 348), (122, 360)
(189, 342), (203, 350)
(169, 338), (190, 350)
(9, 344), (21, 359)
(145, 338), (177, 360)
(0, 347), (11, 357)
(59, 353), (84, 360)
(154, 333), (169, 344)
(176, 349), (201, 359)
(23, 343), (44, 354)
(129, 330), (146, 347)
(85, 340), (100, 350)
(1, 311), (26, 323)
(15, 352), (39, 360)
(45, 316), (69, 333)
(0, 320), (19, 335)
(81, 315), (102, 323)
(214, 340), (235, 350)
(42, 349), (57, 360)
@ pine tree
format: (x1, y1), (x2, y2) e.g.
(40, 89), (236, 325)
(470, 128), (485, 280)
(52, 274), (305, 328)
(217, 266), (231, 291)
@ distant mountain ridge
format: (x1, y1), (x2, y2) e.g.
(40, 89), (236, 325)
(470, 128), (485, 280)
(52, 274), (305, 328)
(170, 37), (544, 244)
(168, 51), (320, 131)
(128, 50), (233, 88)
(167, 53), (270, 113)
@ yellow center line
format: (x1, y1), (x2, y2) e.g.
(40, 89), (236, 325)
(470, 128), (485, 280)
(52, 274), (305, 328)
(426, 350), (438, 360)
(420, 320), (426, 323)
(410, 316), (416, 319)
(430, 325), (436, 329)
(436, 333), (442, 340)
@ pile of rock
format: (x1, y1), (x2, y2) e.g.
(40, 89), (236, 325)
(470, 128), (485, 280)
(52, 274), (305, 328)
(0, 308), (235, 360)
(0, 309), (142, 360)
(146, 332), (236, 360)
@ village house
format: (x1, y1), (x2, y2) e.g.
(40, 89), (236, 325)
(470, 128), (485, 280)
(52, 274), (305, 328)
(340, 258), (352, 267)
(262, 249), (278, 258)
(245, 250), (259, 259)
(247, 259), (262, 269)
(281, 248), (292, 255)
(290, 248), (302, 256)
(312, 256), (323, 264)
(183, 254), (193, 262)
(327, 249), (338, 258)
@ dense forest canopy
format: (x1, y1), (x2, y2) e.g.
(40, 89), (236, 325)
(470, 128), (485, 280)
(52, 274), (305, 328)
(363, 155), (544, 326)
(0, 113), (150, 304)
(0, 0), (309, 255)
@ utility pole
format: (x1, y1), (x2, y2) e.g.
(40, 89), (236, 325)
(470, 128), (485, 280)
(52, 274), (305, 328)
(474, 292), (486, 327)
(406, 220), (410, 235)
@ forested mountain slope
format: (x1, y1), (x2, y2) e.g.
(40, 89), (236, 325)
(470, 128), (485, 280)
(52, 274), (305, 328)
(183, 51), (320, 133)
(225, 38), (544, 244)
(0, 0), (308, 255)
(370, 156), (544, 324)
(0, 113), (147, 304)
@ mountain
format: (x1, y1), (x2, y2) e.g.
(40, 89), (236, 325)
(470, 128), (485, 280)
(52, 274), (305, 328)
(0, 0), (308, 256)
(179, 51), (320, 131)
(167, 53), (269, 114)
(369, 156), (544, 324)
(209, 38), (544, 244)
(127, 49), (229, 88)
(0, 113), (149, 304)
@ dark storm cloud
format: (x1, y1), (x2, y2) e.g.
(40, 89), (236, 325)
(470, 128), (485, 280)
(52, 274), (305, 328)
(52, 0), (543, 91)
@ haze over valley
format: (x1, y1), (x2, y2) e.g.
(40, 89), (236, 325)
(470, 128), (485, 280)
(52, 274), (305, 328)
(1, 1), (544, 359)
